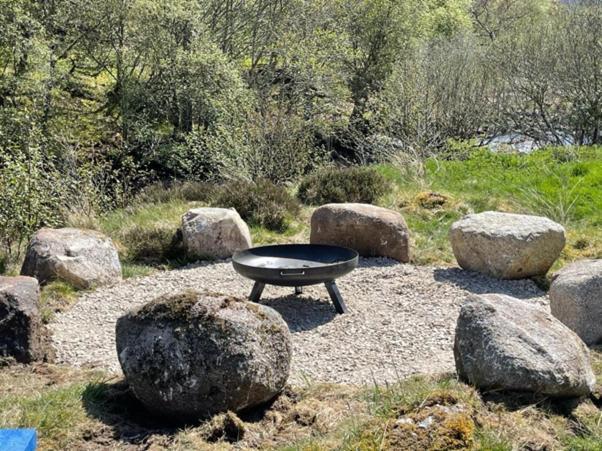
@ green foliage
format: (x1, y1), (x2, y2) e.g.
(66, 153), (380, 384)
(136, 181), (215, 204)
(422, 147), (602, 225)
(39, 281), (79, 323)
(121, 263), (155, 279)
(120, 223), (182, 264)
(297, 166), (390, 205)
(0, 144), (63, 259)
(212, 179), (300, 232)
(0, 0), (601, 273)
(97, 200), (195, 267)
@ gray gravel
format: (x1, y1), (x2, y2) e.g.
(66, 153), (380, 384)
(49, 259), (547, 385)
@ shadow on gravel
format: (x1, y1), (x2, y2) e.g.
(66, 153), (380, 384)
(433, 268), (545, 299)
(358, 257), (400, 268)
(259, 295), (336, 332)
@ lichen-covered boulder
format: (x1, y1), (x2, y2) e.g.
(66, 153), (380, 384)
(182, 208), (252, 260)
(116, 290), (292, 420)
(450, 211), (565, 279)
(454, 293), (595, 397)
(21, 228), (122, 289)
(550, 259), (602, 345)
(310, 203), (410, 262)
(0, 276), (53, 363)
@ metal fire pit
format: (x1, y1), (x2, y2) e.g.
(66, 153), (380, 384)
(232, 244), (358, 314)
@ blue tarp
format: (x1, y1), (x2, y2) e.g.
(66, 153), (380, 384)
(0, 429), (36, 451)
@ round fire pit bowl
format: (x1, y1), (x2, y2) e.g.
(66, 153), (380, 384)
(232, 244), (358, 314)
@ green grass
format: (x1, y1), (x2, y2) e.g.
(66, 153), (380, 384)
(96, 196), (309, 274)
(67, 145), (602, 276)
(0, 377), (102, 450)
(39, 281), (79, 323)
(100, 199), (199, 237)
(376, 145), (602, 267)
(121, 262), (156, 279)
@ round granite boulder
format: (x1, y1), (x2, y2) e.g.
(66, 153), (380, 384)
(182, 208), (252, 260)
(310, 203), (410, 262)
(116, 290), (292, 420)
(21, 228), (122, 289)
(550, 259), (602, 345)
(454, 293), (595, 397)
(450, 211), (565, 279)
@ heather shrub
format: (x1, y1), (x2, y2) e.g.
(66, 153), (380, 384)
(297, 166), (390, 205)
(212, 179), (300, 232)
(120, 223), (183, 264)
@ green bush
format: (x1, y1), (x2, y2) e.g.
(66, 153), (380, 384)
(120, 223), (183, 264)
(297, 166), (390, 205)
(0, 148), (63, 261)
(212, 179), (300, 232)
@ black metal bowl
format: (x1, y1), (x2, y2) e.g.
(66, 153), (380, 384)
(232, 244), (358, 287)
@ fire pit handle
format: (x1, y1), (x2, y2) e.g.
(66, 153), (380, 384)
(280, 270), (306, 277)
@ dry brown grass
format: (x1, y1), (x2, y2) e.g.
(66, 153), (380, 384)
(1, 357), (602, 450)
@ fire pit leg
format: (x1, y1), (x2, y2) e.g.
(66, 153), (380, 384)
(249, 282), (265, 302)
(294, 286), (303, 295)
(325, 281), (347, 314)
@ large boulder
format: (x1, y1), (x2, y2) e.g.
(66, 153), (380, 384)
(116, 290), (292, 420)
(450, 211), (565, 279)
(454, 293), (595, 397)
(21, 228), (122, 289)
(0, 276), (53, 363)
(550, 259), (602, 345)
(310, 203), (410, 262)
(182, 208), (252, 260)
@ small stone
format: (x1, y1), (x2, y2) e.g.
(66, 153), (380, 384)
(418, 416), (434, 429)
(396, 417), (414, 426)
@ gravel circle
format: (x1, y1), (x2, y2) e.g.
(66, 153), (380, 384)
(49, 259), (547, 385)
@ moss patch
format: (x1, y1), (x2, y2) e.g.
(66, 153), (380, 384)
(134, 289), (202, 322)
(133, 290), (252, 323)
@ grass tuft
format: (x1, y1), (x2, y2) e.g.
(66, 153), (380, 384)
(39, 281), (79, 323)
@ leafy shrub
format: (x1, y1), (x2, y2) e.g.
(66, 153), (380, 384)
(297, 166), (390, 205)
(212, 179), (300, 232)
(0, 149), (63, 260)
(181, 108), (325, 185)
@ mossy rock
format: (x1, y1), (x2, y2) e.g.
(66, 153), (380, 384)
(116, 290), (292, 420)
